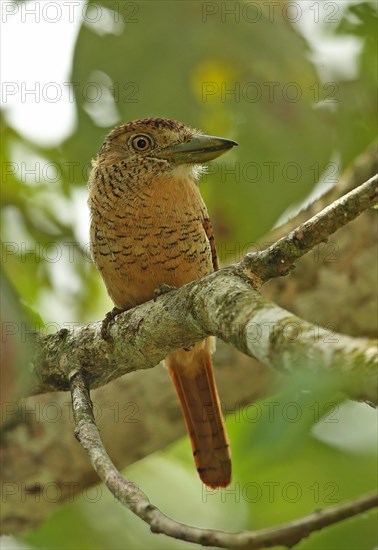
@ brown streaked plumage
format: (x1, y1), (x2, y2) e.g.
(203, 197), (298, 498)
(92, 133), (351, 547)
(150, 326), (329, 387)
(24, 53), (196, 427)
(88, 117), (237, 488)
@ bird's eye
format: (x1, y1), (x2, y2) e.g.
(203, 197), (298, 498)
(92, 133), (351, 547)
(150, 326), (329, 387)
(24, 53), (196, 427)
(131, 134), (152, 152)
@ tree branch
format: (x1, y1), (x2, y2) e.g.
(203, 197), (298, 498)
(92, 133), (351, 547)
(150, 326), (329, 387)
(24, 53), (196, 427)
(32, 270), (377, 403)
(71, 370), (377, 549)
(28, 175), (377, 405)
(242, 173), (378, 281)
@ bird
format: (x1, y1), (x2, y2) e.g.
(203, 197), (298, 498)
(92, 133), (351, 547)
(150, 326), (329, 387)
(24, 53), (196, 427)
(88, 117), (237, 488)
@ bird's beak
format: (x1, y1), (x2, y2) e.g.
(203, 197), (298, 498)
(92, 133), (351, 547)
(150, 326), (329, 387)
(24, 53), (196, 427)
(154, 134), (238, 164)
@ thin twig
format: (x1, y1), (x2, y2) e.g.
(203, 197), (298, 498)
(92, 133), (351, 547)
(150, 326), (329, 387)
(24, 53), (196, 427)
(242, 173), (378, 282)
(265, 140), (377, 244)
(70, 369), (377, 549)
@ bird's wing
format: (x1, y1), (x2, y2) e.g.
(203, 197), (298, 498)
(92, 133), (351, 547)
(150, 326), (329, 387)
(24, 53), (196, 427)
(203, 218), (219, 272)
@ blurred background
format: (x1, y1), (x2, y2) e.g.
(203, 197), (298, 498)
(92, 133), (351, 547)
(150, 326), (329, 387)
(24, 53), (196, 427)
(1, 0), (377, 548)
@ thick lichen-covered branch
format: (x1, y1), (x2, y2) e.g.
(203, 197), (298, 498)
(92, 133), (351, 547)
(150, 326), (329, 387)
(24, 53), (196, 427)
(31, 268), (377, 404)
(28, 175), (377, 404)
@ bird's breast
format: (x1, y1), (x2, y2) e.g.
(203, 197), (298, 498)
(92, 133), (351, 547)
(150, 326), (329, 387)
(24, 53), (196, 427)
(89, 169), (214, 309)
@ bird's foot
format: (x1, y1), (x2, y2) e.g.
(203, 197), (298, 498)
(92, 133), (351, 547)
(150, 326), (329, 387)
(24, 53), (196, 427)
(100, 307), (123, 340)
(153, 283), (177, 300)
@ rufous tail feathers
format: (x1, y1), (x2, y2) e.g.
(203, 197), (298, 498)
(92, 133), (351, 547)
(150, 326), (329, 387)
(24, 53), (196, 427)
(165, 339), (231, 488)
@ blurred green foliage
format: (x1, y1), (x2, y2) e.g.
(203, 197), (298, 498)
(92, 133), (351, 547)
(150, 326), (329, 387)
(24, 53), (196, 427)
(1, 0), (377, 548)
(2, 0), (377, 324)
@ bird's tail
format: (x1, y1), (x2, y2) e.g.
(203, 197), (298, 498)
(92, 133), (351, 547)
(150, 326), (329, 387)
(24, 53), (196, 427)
(165, 338), (231, 488)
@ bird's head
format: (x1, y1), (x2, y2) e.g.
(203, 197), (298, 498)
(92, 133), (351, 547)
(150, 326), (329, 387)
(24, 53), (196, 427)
(96, 118), (237, 180)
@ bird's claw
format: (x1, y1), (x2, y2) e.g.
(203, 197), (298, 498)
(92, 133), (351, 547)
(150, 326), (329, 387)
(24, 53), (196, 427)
(153, 283), (176, 300)
(100, 307), (123, 340)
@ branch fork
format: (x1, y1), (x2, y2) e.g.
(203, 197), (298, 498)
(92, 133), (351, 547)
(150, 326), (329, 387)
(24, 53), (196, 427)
(45, 173), (378, 546)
